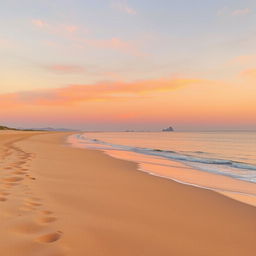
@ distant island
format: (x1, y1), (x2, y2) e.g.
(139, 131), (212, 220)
(162, 126), (174, 132)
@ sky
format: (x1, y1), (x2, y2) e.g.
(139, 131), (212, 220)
(1, 0), (256, 131)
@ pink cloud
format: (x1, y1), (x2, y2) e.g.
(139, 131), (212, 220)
(84, 37), (145, 56)
(232, 8), (251, 16)
(217, 7), (228, 16)
(65, 25), (79, 33)
(31, 19), (143, 56)
(231, 55), (256, 65)
(32, 19), (48, 28)
(32, 19), (80, 36)
(0, 78), (201, 106)
(217, 7), (252, 17)
(45, 65), (85, 74)
(241, 68), (256, 78)
(112, 1), (137, 15)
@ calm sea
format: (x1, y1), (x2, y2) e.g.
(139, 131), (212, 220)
(69, 131), (256, 183)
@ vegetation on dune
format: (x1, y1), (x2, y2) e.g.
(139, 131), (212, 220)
(0, 125), (40, 131)
(0, 125), (16, 130)
(0, 124), (76, 132)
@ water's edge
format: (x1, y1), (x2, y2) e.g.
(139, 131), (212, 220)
(67, 134), (256, 207)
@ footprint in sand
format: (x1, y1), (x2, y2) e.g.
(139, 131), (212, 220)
(25, 175), (36, 180)
(16, 161), (26, 165)
(41, 210), (54, 215)
(3, 176), (23, 182)
(13, 170), (27, 175)
(4, 182), (18, 188)
(25, 201), (42, 207)
(37, 216), (57, 224)
(35, 231), (62, 243)
(0, 196), (7, 202)
(0, 191), (10, 196)
(23, 197), (43, 209)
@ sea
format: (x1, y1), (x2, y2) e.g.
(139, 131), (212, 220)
(67, 131), (256, 206)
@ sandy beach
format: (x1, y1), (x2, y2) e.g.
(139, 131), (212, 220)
(0, 131), (256, 256)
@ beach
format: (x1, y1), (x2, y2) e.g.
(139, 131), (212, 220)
(0, 131), (256, 256)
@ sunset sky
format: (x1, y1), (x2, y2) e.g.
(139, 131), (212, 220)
(1, 0), (256, 131)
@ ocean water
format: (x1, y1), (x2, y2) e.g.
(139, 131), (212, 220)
(67, 131), (256, 206)
(69, 132), (256, 182)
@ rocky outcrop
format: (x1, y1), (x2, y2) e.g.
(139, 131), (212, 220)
(162, 126), (174, 132)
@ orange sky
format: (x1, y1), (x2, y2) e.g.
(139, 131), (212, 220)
(1, 1), (256, 130)
(1, 72), (256, 130)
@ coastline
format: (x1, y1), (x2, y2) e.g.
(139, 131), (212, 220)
(1, 131), (256, 255)
(68, 134), (256, 207)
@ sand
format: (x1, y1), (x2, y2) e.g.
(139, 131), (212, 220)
(104, 150), (256, 206)
(0, 131), (256, 256)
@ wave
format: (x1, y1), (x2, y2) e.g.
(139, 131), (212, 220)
(76, 135), (256, 170)
(73, 134), (256, 183)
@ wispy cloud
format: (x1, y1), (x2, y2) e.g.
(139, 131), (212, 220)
(31, 19), (144, 56)
(65, 25), (79, 33)
(0, 78), (201, 106)
(230, 55), (256, 65)
(217, 7), (228, 16)
(111, 1), (137, 15)
(83, 37), (145, 57)
(31, 19), (81, 35)
(241, 68), (256, 78)
(232, 8), (251, 16)
(217, 7), (252, 17)
(44, 65), (85, 74)
(32, 19), (48, 28)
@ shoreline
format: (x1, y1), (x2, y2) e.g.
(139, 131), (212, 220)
(1, 131), (256, 255)
(68, 134), (256, 207)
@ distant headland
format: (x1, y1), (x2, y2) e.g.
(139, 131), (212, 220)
(0, 124), (78, 132)
(0, 125), (17, 130)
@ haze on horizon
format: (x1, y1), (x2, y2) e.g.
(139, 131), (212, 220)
(1, 0), (256, 131)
